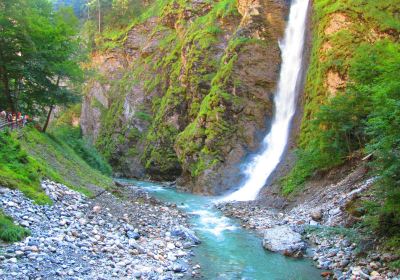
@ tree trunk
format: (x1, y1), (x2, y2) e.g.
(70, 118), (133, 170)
(42, 76), (60, 133)
(0, 66), (16, 113)
(42, 105), (53, 133)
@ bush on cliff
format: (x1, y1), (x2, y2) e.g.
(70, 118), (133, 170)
(284, 32), (400, 237)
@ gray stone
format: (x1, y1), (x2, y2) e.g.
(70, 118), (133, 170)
(171, 226), (201, 245)
(310, 209), (323, 221)
(262, 226), (306, 257)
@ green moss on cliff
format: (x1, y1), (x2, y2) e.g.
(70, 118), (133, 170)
(88, 0), (271, 184)
(137, 0), (241, 178)
(175, 37), (255, 177)
(282, 0), (400, 243)
(283, 0), (400, 195)
(96, 97), (125, 162)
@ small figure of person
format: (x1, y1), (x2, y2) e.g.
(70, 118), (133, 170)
(17, 112), (22, 127)
(0, 111), (5, 129)
(12, 113), (16, 129)
(22, 115), (29, 126)
(6, 112), (12, 128)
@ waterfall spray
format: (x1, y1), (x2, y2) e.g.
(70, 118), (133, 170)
(223, 0), (310, 201)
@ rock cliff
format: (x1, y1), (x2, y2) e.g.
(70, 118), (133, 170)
(81, 0), (288, 194)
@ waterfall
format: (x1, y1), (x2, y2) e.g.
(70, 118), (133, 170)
(223, 0), (310, 201)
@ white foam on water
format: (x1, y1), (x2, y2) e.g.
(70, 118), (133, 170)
(191, 209), (237, 236)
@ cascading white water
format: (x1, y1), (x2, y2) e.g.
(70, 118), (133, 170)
(223, 0), (310, 201)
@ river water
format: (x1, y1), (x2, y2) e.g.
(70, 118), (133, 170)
(120, 179), (321, 279)
(119, 0), (316, 278)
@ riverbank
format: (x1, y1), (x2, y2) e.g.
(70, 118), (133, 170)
(0, 180), (198, 279)
(119, 179), (323, 279)
(217, 165), (400, 279)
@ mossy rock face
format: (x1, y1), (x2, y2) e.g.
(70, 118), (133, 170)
(82, 0), (288, 193)
(281, 0), (400, 195)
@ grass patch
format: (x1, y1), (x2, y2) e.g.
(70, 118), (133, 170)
(0, 211), (30, 243)
(50, 125), (112, 176)
(0, 126), (113, 204)
(305, 225), (361, 246)
(20, 127), (113, 196)
(0, 130), (52, 205)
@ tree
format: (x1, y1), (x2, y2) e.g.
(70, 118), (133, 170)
(0, 0), (82, 129)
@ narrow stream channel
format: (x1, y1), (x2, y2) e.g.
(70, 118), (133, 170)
(119, 179), (321, 279)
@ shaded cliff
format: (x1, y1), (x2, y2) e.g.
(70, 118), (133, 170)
(81, 0), (288, 194)
(282, 0), (399, 194)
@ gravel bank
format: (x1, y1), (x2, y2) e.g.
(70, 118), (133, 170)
(0, 180), (199, 279)
(217, 176), (400, 280)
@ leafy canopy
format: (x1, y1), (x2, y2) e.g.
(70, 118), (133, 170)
(0, 0), (82, 115)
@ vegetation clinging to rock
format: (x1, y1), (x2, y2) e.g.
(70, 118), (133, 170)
(282, 0), (400, 243)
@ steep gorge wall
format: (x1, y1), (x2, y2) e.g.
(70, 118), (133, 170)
(274, 0), (400, 197)
(81, 0), (288, 194)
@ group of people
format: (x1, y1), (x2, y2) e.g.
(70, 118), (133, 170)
(0, 110), (29, 129)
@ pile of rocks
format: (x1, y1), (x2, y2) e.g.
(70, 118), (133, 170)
(0, 180), (199, 279)
(217, 175), (400, 279)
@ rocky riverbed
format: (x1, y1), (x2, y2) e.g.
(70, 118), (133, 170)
(217, 173), (400, 280)
(0, 180), (200, 279)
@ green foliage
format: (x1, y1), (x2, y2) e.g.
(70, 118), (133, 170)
(0, 211), (30, 243)
(0, 126), (113, 203)
(284, 0), (400, 238)
(135, 111), (152, 122)
(0, 0), (83, 115)
(361, 41), (400, 237)
(20, 127), (113, 195)
(0, 130), (52, 205)
(50, 125), (112, 175)
(284, 0), (400, 195)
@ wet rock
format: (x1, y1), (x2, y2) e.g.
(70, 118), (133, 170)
(126, 230), (140, 240)
(171, 226), (201, 245)
(262, 226), (306, 257)
(172, 263), (186, 273)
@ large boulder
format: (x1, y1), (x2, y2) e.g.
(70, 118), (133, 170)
(171, 226), (201, 245)
(262, 226), (306, 257)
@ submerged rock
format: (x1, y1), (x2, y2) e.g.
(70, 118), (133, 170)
(262, 226), (306, 257)
(171, 226), (201, 245)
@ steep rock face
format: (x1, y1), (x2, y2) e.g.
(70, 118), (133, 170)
(81, 0), (288, 192)
(273, 0), (400, 199)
